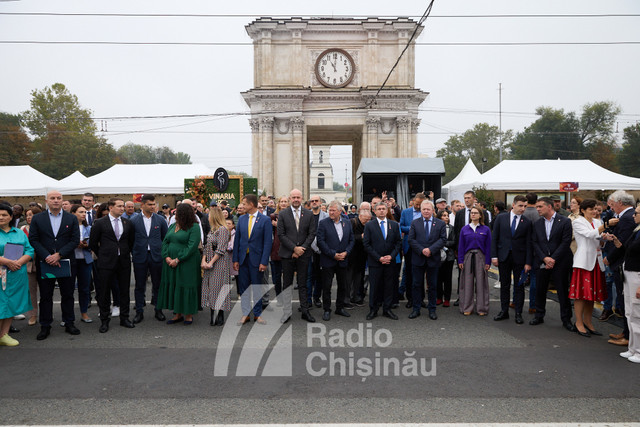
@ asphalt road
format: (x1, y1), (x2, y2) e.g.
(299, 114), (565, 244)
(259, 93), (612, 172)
(2, 272), (639, 425)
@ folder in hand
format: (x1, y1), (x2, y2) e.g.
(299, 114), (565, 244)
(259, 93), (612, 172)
(40, 259), (71, 279)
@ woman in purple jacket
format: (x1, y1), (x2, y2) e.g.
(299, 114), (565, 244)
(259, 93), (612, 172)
(457, 206), (492, 316)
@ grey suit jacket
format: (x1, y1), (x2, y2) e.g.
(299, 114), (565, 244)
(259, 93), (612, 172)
(277, 206), (316, 259)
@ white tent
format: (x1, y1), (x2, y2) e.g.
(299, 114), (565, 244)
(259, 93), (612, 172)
(58, 163), (215, 194)
(0, 165), (60, 197)
(58, 171), (88, 194)
(479, 159), (640, 191)
(442, 159), (482, 203)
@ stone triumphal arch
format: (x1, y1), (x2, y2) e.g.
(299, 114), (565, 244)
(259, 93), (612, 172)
(242, 17), (428, 198)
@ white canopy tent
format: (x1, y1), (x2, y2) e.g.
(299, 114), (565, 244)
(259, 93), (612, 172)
(442, 159), (482, 203)
(57, 171), (88, 194)
(0, 165), (60, 197)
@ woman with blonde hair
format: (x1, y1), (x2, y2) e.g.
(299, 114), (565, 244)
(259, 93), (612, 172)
(201, 206), (232, 326)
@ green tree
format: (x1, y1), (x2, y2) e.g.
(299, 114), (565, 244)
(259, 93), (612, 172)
(333, 181), (345, 191)
(117, 143), (191, 164)
(618, 123), (640, 178)
(21, 83), (115, 179)
(436, 123), (511, 184)
(0, 113), (32, 166)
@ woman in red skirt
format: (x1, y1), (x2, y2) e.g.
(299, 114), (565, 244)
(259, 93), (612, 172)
(570, 199), (608, 337)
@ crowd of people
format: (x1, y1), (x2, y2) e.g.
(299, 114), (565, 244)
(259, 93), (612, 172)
(0, 188), (638, 366)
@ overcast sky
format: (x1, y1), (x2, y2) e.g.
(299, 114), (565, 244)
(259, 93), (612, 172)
(1, 0), (638, 185)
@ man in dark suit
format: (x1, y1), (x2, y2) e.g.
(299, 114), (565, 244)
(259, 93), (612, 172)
(491, 195), (532, 324)
(399, 193), (426, 307)
(317, 200), (355, 321)
(89, 197), (136, 333)
(603, 190), (637, 346)
(408, 200), (447, 320)
(233, 194), (273, 325)
(130, 194), (168, 324)
(363, 202), (402, 320)
(29, 190), (81, 340)
(348, 209), (372, 306)
(82, 193), (96, 226)
(530, 197), (574, 330)
(277, 189), (316, 323)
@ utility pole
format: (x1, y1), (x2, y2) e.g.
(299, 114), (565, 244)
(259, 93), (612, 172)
(498, 83), (503, 162)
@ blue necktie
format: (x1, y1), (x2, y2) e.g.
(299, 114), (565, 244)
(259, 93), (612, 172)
(425, 219), (431, 235)
(511, 215), (517, 236)
(380, 220), (386, 239)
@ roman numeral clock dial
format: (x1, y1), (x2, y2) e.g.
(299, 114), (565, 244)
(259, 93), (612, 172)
(314, 49), (355, 88)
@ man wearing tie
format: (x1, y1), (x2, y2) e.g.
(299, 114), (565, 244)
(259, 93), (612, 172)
(530, 197), (574, 331)
(317, 200), (354, 321)
(130, 194), (168, 324)
(399, 192), (426, 308)
(89, 198), (136, 333)
(363, 203), (402, 320)
(277, 189), (316, 323)
(29, 190), (81, 340)
(233, 194), (273, 325)
(408, 200), (447, 320)
(492, 195), (532, 324)
(82, 193), (96, 226)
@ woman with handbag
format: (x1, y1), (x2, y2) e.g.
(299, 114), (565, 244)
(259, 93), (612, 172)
(201, 206), (231, 326)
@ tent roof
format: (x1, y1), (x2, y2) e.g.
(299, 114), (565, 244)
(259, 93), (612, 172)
(0, 165), (60, 197)
(356, 158), (445, 175)
(58, 171), (88, 191)
(58, 163), (215, 194)
(442, 159), (482, 189)
(480, 159), (640, 190)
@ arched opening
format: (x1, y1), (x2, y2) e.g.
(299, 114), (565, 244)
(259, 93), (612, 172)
(317, 173), (325, 189)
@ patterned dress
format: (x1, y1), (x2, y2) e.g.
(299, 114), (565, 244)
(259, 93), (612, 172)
(201, 226), (232, 311)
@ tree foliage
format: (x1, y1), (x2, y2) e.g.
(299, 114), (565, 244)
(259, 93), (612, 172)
(0, 113), (32, 166)
(618, 123), (640, 178)
(116, 143), (191, 164)
(436, 123), (512, 184)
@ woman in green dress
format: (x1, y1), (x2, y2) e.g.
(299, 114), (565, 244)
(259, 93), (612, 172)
(157, 203), (202, 325)
(0, 204), (34, 346)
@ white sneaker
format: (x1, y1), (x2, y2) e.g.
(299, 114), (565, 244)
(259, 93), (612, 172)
(111, 306), (120, 317)
(620, 350), (635, 359)
(13, 314), (26, 320)
(628, 354), (640, 364)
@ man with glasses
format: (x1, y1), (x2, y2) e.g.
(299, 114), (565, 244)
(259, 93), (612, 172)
(309, 196), (329, 308)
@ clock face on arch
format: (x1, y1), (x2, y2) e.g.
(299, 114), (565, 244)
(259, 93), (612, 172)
(314, 49), (355, 88)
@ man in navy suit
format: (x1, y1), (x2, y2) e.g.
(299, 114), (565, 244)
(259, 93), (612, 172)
(491, 195), (533, 324)
(233, 194), (273, 325)
(317, 200), (355, 321)
(399, 193), (426, 308)
(530, 197), (574, 330)
(29, 190), (81, 340)
(363, 202), (402, 320)
(130, 194), (168, 324)
(408, 200), (447, 320)
(82, 193), (96, 226)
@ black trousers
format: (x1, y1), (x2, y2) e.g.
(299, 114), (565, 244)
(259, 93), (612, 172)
(96, 257), (132, 321)
(321, 264), (348, 311)
(348, 253), (367, 302)
(37, 274), (76, 327)
(437, 260), (454, 302)
(498, 252), (525, 314)
(368, 264), (395, 311)
(535, 263), (572, 323)
(133, 252), (162, 313)
(282, 256), (310, 310)
(612, 266), (630, 339)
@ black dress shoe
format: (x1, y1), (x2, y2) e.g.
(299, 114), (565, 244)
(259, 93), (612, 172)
(133, 312), (144, 324)
(167, 316), (184, 324)
(383, 310), (398, 320)
(9, 325), (19, 333)
(154, 310), (166, 321)
(493, 311), (509, 321)
(301, 310), (316, 323)
(280, 314), (291, 324)
(405, 301), (413, 309)
(36, 326), (51, 340)
(313, 299), (322, 308)
(585, 326), (602, 336)
(453, 299), (460, 306)
(421, 301), (428, 309)
(351, 299), (364, 307)
(563, 321), (577, 332)
(343, 303), (355, 310)
(366, 310), (378, 320)
(335, 308), (351, 317)
(428, 312), (438, 320)
(65, 323), (81, 335)
(391, 303), (399, 309)
(576, 327), (591, 337)
(529, 317), (544, 326)
(215, 311), (225, 326)
(322, 311), (331, 321)
(515, 314), (524, 324)
(99, 320), (109, 333)
(398, 294), (406, 301)
(408, 310), (421, 319)
(120, 318), (135, 328)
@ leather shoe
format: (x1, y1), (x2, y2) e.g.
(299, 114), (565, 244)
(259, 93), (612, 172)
(36, 326), (51, 340)
(280, 314), (291, 324)
(120, 318), (135, 328)
(608, 337), (629, 346)
(167, 316), (184, 324)
(383, 310), (398, 320)
(585, 326), (602, 336)
(405, 301), (413, 309)
(576, 327), (591, 338)
(99, 319), (110, 333)
(322, 311), (331, 321)
(453, 299), (460, 306)
(133, 312), (144, 324)
(335, 308), (351, 317)
(366, 310), (378, 320)
(514, 314), (524, 324)
(528, 308), (536, 314)
(9, 325), (19, 333)
(598, 309), (614, 321)
(529, 317), (544, 326)
(313, 298), (322, 308)
(64, 323), (81, 335)
(494, 311), (509, 321)
(428, 312), (438, 320)
(155, 310), (166, 321)
(391, 303), (399, 309)
(563, 321), (577, 332)
(421, 301), (428, 309)
(408, 310), (421, 319)
(609, 332), (624, 340)
(302, 310), (316, 323)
